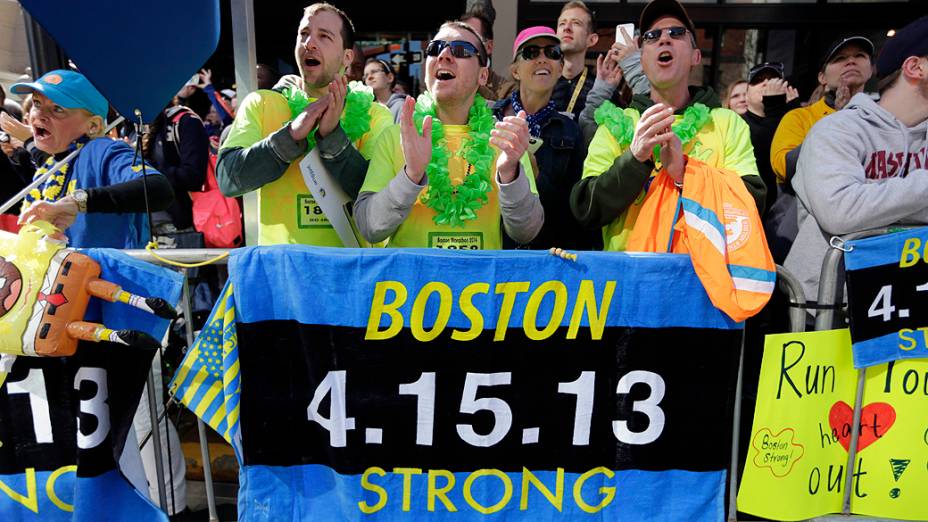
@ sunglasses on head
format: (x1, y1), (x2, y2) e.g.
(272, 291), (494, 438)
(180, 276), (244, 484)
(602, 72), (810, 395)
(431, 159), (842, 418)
(641, 26), (689, 44)
(518, 44), (563, 62)
(426, 40), (487, 66)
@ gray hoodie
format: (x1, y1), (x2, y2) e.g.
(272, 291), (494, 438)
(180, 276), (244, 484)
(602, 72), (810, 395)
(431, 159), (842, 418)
(785, 92), (928, 304)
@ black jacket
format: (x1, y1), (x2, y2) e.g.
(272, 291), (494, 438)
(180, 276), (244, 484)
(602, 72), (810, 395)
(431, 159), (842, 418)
(145, 107), (209, 229)
(741, 94), (801, 216)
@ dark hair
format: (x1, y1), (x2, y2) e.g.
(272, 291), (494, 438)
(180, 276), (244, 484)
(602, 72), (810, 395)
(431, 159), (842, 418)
(460, 12), (493, 41)
(365, 58), (397, 88)
(559, 1), (596, 33)
(304, 2), (355, 50)
(438, 21), (489, 66)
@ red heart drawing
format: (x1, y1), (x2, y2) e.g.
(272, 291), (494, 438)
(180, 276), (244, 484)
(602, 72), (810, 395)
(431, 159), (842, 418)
(828, 401), (896, 453)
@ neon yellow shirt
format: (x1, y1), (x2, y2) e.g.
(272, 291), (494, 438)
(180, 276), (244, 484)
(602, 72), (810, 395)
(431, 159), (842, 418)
(222, 89), (393, 246)
(360, 124), (537, 249)
(583, 106), (759, 251)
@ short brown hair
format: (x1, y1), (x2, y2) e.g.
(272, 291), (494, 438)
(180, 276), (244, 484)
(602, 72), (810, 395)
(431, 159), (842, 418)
(559, 1), (596, 33)
(438, 21), (489, 66)
(877, 68), (902, 95)
(304, 3), (355, 50)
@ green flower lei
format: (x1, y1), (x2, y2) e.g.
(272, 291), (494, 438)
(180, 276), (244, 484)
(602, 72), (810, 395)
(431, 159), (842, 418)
(413, 92), (496, 227)
(595, 100), (711, 158)
(282, 80), (373, 151)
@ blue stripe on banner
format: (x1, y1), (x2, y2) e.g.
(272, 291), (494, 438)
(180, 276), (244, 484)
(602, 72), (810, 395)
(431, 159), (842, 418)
(729, 264), (777, 283)
(228, 247), (740, 331)
(0, 469), (166, 521)
(852, 330), (927, 368)
(238, 464), (724, 522)
(845, 227), (928, 271)
(681, 199), (726, 239)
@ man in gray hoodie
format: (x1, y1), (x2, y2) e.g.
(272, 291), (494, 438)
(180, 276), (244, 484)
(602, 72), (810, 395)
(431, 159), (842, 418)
(785, 15), (928, 309)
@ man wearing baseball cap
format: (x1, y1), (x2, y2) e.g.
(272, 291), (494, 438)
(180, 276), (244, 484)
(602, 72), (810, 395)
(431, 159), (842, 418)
(785, 16), (928, 310)
(13, 69), (173, 249)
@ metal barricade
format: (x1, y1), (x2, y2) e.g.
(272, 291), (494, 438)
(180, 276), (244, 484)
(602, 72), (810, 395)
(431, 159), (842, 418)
(126, 248), (231, 522)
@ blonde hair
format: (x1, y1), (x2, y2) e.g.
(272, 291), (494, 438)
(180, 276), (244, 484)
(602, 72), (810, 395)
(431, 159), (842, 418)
(722, 80), (747, 109)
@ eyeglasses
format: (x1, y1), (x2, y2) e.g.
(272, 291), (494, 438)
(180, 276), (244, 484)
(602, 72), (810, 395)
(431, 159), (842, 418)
(425, 40), (487, 66)
(518, 45), (563, 62)
(641, 26), (689, 44)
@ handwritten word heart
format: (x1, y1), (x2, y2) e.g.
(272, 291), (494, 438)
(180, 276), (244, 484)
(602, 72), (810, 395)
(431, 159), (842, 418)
(828, 401), (895, 453)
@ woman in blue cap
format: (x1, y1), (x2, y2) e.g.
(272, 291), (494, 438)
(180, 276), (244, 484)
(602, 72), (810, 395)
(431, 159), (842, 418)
(14, 69), (173, 248)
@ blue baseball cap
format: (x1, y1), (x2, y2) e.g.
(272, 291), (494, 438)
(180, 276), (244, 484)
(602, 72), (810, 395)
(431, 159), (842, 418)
(11, 69), (108, 119)
(877, 15), (928, 79)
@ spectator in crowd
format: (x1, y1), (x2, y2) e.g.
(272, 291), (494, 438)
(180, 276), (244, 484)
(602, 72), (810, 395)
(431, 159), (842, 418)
(577, 25), (649, 143)
(571, 0), (765, 252)
(461, 5), (514, 101)
(741, 62), (800, 218)
(355, 21), (543, 249)
(348, 43), (366, 82)
(722, 79), (748, 114)
(494, 26), (594, 250)
(767, 35), (873, 262)
(217, 2), (392, 246)
(785, 16), (928, 307)
(197, 68), (235, 127)
(256, 63), (280, 90)
(553, 1), (600, 121)
(0, 108), (37, 217)
(14, 69), (173, 248)
(142, 102), (209, 236)
(364, 58), (407, 123)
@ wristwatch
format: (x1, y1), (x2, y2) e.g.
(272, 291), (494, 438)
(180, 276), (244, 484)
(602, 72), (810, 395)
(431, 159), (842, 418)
(71, 189), (88, 213)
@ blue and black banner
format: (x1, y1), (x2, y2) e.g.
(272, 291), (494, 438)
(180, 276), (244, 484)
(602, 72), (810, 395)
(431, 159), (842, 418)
(845, 227), (928, 368)
(0, 250), (180, 521)
(179, 246), (742, 521)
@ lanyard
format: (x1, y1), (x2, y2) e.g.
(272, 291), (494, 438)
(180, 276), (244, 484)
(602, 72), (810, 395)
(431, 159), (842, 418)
(565, 66), (588, 115)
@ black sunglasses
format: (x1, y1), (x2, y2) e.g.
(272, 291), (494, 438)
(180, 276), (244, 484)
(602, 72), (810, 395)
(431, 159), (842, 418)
(425, 40), (487, 66)
(519, 44), (563, 62)
(641, 26), (689, 44)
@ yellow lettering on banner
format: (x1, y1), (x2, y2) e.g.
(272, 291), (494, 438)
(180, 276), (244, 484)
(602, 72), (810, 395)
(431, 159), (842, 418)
(463, 469), (513, 514)
(567, 280), (616, 340)
(365, 281), (407, 340)
(0, 467), (38, 513)
(358, 467), (388, 514)
(494, 282), (530, 341)
(523, 281), (568, 341)
(452, 283), (489, 341)
(899, 238), (922, 267)
(427, 469), (457, 512)
(899, 329), (917, 351)
(411, 282), (453, 342)
(520, 467), (564, 511)
(46, 465), (76, 512)
(393, 468), (422, 512)
(573, 467), (616, 513)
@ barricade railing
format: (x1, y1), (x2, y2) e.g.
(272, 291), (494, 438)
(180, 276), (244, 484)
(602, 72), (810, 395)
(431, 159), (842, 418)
(813, 228), (910, 521)
(125, 248), (233, 522)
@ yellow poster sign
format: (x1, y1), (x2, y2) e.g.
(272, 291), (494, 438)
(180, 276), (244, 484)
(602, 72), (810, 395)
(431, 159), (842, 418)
(738, 329), (928, 521)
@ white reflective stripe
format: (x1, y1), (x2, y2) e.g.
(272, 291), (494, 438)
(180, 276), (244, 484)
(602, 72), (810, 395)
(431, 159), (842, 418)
(683, 210), (726, 255)
(732, 277), (775, 294)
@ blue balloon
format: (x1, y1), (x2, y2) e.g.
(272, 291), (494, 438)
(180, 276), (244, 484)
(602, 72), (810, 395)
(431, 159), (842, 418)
(20, 0), (220, 123)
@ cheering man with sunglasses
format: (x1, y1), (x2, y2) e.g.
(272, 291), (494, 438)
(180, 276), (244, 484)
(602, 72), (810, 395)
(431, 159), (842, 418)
(355, 21), (544, 249)
(217, 3), (393, 246)
(571, 0), (766, 253)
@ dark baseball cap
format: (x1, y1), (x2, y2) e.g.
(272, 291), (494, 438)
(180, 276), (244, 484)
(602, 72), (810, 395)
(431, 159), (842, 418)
(821, 36), (874, 71)
(876, 15), (928, 78)
(748, 62), (784, 84)
(639, 0), (696, 36)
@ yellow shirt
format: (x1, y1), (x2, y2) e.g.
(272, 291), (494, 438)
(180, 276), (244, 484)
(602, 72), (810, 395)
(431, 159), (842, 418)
(360, 124), (536, 249)
(222, 89), (393, 246)
(770, 97), (834, 183)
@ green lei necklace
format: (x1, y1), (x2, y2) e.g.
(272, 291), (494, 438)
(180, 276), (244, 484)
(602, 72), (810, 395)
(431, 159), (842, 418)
(594, 100), (711, 159)
(413, 92), (496, 227)
(282, 80), (373, 151)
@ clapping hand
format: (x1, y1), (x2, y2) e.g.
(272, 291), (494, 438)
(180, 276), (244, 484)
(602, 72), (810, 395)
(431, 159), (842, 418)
(491, 111), (530, 183)
(317, 76), (348, 138)
(288, 94), (332, 142)
(399, 96), (432, 185)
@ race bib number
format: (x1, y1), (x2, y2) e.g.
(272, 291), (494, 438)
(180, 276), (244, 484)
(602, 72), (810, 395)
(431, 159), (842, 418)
(297, 194), (331, 229)
(428, 232), (483, 250)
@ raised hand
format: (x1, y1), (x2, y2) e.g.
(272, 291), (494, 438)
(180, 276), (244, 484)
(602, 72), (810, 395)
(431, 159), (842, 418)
(491, 110), (530, 183)
(399, 96), (432, 184)
(317, 75), (348, 138)
(288, 94), (331, 142)
(1, 112), (32, 142)
(629, 103), (675, 163)
(197, 68), (212, 88)
(835, 80), (852, 110)
(595, 53), (623, 88)
(614, 26), (639, 61)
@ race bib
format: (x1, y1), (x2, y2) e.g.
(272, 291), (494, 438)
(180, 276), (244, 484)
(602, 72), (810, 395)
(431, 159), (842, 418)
(427, 232), (483, 250)
(297, 194), (332, 229)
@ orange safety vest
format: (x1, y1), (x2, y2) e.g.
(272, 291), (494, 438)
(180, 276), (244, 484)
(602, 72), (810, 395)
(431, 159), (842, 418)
(627, 158), (775, 322)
